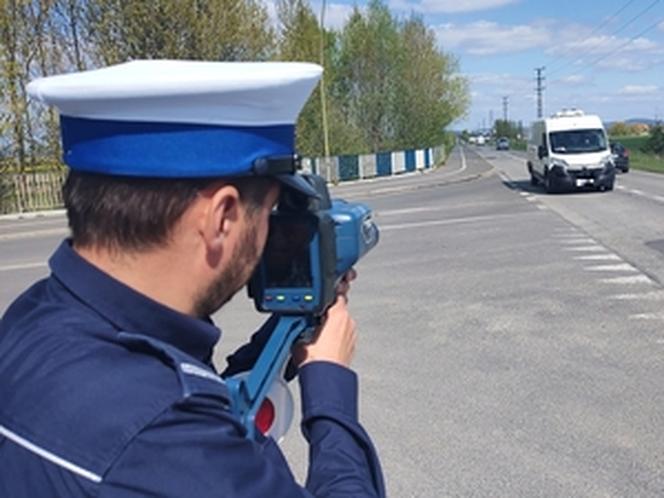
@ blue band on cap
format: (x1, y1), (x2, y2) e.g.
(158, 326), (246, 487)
(60, 116), (295, 177)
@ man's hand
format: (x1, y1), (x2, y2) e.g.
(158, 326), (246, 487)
(293, 269), (358, 368)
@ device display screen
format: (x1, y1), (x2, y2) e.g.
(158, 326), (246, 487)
(264, 217), (315, 289)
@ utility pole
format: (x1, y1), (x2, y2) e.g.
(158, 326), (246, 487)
(502, 96), (509, 122)
(319, 0), (330, 157)
(535, 67), (545, 118)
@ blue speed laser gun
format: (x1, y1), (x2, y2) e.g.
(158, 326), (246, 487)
(227, 173), (379, 440)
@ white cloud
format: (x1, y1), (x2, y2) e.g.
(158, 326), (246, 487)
(468, 72), (529, 89)
(659, 21), (664, 32)
(548, 34), (659, 59)
(618, 85), (658, 96)
(312, 2), (357, 30)
(544, 23), (664, 74)
(391, 0), (518, 14)
(435, 21), (549, 55)
(593, 56), (654, 71)
(264, 0), (357, 31)
(557, 74), (586, 85)
(262, 0), (278, 26)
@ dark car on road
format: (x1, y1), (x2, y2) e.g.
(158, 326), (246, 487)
(496, 137), (510, 150)
(610, 142), (630, 173)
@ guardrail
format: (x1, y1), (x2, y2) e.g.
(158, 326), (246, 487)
(301, 145), (445, 183)
(0, 145), (446, 214)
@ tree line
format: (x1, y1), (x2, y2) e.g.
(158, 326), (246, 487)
(1, 0), (469, 173)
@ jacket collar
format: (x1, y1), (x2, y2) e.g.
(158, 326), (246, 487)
(49, 240), (220, 362)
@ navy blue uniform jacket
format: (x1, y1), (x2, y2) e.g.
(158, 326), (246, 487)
(0, 241), (385, 497)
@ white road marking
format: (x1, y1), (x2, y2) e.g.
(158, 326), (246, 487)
(0, 218), (65, 230)
(0, 262), (48, 272)
(584, 263), (638, 272)
(525, 196), (537, 202)
(379, 206), (443, 216)
(619, 186), (664, 204)
(616, 185), (626, 190)
(506, 152), (525, 162)
(610, 291), (664, 301)
(519, 192), (529, 197)
(599, 275), (654, 285)
(575, 254), (622, 261)
(537, 205), (548, 210)
(630, 313), (664, 320)
(559, 238), (596, 244)
(0, 227), (68, 241)
(564, 245), (607, 252)
(381, 212), (538, 231)
(379, 201), (508, 217)
(442, 145), (467, 177)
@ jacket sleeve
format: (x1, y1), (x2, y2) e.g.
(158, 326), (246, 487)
(299, 362), (386, 497)
(98, 362), (384, 498)
(98, 392), (313, 498)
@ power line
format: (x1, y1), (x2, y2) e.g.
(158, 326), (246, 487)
(479, 2), (662, 125)
(548, 0), (661, 78)
(574, 13), (664, 74)
(546, 0), (640, 74)
(500, 0), (653, 114)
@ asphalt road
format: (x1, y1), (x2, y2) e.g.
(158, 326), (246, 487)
(1, 147), (663, 496)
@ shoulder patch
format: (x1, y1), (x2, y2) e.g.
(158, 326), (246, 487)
(117, 332), (229, 403)
(180, 362), (225, 385)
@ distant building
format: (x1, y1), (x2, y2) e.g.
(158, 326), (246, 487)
(630, 123), (650, 136)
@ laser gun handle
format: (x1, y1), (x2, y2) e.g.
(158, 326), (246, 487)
(227, 314), (315, 440)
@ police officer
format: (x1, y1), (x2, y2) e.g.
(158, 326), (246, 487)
(0, 61), (385, 497)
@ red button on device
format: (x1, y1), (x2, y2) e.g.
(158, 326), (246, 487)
(255, 398), (275, 435)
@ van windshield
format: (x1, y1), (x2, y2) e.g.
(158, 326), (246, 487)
(549, 129), (607, 154)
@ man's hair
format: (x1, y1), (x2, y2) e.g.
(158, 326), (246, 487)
(63, 171), (274, 252)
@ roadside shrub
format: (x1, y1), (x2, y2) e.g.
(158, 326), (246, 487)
(643, 125), (664, 155)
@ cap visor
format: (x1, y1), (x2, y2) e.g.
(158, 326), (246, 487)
(275, 174), (321, 198)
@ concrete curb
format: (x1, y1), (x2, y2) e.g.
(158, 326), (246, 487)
(0, 209), (66, 222)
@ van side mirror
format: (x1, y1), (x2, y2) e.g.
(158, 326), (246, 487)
(538, 145), (547, 159)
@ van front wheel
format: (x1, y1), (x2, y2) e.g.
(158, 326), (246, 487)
(544, 172), (556, 194)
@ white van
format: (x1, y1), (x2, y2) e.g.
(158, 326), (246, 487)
(527, 109), (615, 193)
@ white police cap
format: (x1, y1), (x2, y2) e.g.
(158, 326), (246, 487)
(27, 60), (323, 196)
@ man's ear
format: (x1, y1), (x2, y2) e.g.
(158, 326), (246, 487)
(201, 184), (241, 253)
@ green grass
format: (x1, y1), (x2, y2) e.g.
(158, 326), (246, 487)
(610, 135), (648, 151)
(629, 151), (664, 174)
(610, 135), (664, 174)
(510, 139), (527, 151)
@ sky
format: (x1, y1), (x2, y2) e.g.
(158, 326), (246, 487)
(298, 0), (664, 131)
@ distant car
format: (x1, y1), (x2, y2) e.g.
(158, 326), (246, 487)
(496, 137), (510, 150)
(610, 142), (630, 173)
